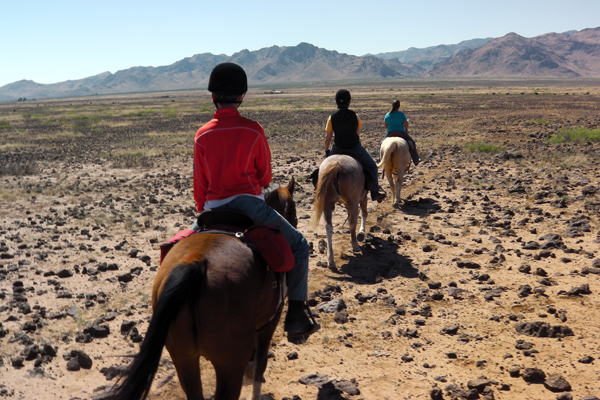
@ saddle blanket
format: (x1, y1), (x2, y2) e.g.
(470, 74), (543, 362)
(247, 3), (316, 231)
(160, 225), (294, 272)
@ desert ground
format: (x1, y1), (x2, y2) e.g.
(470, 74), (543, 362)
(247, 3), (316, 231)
(1, 80), (599, 400)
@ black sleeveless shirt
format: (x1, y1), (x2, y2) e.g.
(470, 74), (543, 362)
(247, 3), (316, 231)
(330, 108), (360, 149)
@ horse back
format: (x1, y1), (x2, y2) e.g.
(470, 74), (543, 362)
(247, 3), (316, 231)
(380, 137), (410, 170)
(324, 155), (365, 198)
(154, 233), (280, 335)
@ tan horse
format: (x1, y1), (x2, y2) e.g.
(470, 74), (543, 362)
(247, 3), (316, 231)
(309, 155), (368, 268)
(109, 181), (297, 400)
(377, 137), (411, 205)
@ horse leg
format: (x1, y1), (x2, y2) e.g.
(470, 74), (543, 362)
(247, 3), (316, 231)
(386, 163), (396, 204)
(169, 354), (203, 400)
(359, 195), (368, 239)
(165, 305), (204, 400)
(252, 310), (282, 400)
(324, 208), (335, 268)
(348, 204), (361, 253)
(213, 363), (247, 400)
(326, 222), (335, 268)
(395, 167), (405, 203)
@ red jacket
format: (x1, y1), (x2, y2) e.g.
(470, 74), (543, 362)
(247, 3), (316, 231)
(193, 108), (272, 211)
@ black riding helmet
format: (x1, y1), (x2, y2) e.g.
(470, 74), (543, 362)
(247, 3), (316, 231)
(208, 63), (247, 104)
(335, 89), (351, 107)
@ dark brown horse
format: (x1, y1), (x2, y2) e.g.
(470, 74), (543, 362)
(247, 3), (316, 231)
(264, 177), (297, 228)
(109, 179), (297, 400)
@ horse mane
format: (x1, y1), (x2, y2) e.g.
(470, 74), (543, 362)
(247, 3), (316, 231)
(309, 161), (340, 231)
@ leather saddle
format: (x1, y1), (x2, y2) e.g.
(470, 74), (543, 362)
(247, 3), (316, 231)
(196, 209), (254, 232)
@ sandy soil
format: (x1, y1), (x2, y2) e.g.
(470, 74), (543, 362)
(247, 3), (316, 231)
(1, 84), (599, 400)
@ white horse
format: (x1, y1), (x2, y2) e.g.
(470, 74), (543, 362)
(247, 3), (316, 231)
(309, 155), (368, 268)
(377, 137), (411, 205)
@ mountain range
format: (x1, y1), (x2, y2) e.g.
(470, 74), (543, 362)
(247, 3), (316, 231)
(1, 27), (599, 101)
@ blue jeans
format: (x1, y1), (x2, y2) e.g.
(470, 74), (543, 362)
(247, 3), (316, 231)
(330, 143), (380, 193)
(192, 195), (309, 301)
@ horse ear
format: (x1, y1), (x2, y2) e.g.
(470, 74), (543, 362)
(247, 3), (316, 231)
(286, 177), (295, 196)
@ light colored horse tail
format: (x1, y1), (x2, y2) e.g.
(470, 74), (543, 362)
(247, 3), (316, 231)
(309, 161), (341, 231)
(377, 138), (398, 171)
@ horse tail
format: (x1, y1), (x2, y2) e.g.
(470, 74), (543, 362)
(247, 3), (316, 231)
(309, 161), (340, 231)
(377, 139), (396, 169)
(111, 261), (207, 400)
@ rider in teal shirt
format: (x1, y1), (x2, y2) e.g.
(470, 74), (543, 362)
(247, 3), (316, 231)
(382, 100), (421, 166)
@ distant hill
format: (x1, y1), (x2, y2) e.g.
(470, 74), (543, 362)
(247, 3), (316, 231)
(427, 27), (600, 77)
(368, 38), (494, 69)
(0, 43), (420, 101)
(1, 28), (599, 101)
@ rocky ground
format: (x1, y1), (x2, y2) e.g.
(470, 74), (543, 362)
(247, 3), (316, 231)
(0, 83), (599, 400)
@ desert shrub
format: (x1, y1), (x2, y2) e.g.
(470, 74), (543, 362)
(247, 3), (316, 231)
(548, 127), (600, 144)
(70, 115), (99, 131)
(106, 151), (154, 168)
(464, 141), (506, 153)
(530, 119), (549, 125)
(162, 109), (178, 117)
(0, 160), (38, 176)
(122, 109), (156, 118)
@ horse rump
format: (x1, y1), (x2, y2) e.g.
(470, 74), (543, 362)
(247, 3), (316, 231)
(109, 261), (206, 400)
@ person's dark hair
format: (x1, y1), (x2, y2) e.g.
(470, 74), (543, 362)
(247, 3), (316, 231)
(389, 100), (400, 114)
(208, 63), (247, 105)
(212, 93), (242, 104)
(335, 89), (351, 107)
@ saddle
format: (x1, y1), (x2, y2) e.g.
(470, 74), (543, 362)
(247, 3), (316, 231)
(160, 209), (295, 273)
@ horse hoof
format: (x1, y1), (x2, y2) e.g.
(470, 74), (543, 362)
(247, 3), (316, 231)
(357, 232), (365, 242)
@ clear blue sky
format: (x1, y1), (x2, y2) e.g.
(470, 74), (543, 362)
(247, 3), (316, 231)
(1, 0), (599, 87)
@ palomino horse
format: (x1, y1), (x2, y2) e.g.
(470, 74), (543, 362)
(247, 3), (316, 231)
(377, 137), (411, 205)
(309, 155), (368, 269)
(110, 179), (297, 400)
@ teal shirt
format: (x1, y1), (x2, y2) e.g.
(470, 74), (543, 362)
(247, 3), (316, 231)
(384, 111), (407, 133)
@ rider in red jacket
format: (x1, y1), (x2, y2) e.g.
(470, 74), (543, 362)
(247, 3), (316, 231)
(192, 63), (320, 338)
(193, 107), (272, 211)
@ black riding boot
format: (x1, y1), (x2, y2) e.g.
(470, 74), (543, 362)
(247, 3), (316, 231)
(371, 185), (386, 203)
(284, 300), (320, 336)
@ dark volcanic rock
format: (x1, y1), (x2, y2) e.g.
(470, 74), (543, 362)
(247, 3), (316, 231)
(578, 355), (594, 364)
(515, 321), (574, 338)
(543, 374), (572, 392)
(521, 367), (546, 383)
(558, 284), (592, 296)
(457, 261), (481, 269)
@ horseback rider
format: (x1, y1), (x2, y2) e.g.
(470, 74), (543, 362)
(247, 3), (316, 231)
(382, 99), (421, 166)
(192, 62), (320, 337)
(324, 89), (386, 202)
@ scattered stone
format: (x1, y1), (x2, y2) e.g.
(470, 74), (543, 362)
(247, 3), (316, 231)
(334, 312), (349, 324)
(578, 355), (594, 364)
(521, 367), (546, 383)
(457, 261), (481, 269)
(543, 374), (571, 392)
(442, 325), (459, 335)
(515, 321), (574, 338)
(467, 378), (492, 391)
(557, 284), (591, 296)
(317, 299), (346, 313)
